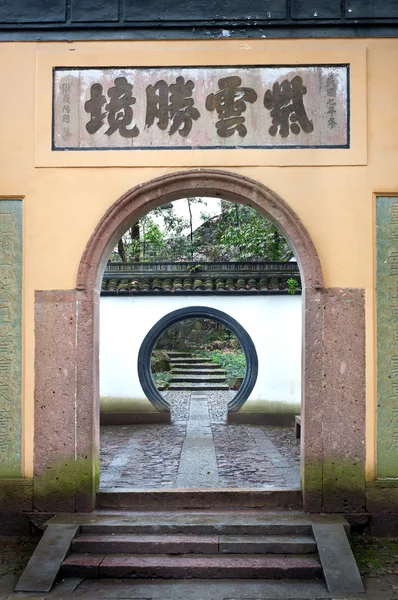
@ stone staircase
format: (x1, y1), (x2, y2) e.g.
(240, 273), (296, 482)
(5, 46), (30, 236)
(16, 511), (365, 596)
(167, 351), (229, 391)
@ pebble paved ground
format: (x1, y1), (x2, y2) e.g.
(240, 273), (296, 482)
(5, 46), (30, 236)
(100, 390), (300, 489)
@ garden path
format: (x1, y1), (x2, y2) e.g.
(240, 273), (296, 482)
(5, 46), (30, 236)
(100, 391), (300, 489)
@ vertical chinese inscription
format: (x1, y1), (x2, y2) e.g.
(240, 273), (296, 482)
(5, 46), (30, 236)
(0, 201), (22, 477)
(376, 196), (398, 478)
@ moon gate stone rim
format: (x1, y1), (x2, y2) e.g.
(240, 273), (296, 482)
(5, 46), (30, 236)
(137, 306), (259, 413)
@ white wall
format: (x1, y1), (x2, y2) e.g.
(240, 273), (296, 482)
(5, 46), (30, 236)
(100, 295), (302, 406)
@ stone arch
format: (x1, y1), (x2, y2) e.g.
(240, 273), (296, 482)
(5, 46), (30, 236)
(38, 169), (356, 515)
(76, 169), (324, 509)
(77, 169), (323, 292)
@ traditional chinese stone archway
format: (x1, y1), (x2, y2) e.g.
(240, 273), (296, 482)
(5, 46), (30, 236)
(33, 169), (366, 515)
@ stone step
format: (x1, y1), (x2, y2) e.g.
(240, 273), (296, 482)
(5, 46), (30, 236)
(220, 534), (317, 554)
(170, 362), (220, 369)
(61, 553), (322, 579)
(167, 352), (193, 358)
(94, 491), (303, 511)
(19, 513), (364, 596)
(168, 383), (230, 390)
(170, 358), (213, 364)
(170, 375), (227, 383)
(56, 510), (318, 534)
(71, 533), (317, 555)
(72, 534), (218, 555)
(172, 368), (226, 375)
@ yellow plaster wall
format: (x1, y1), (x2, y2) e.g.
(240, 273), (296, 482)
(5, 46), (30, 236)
(1, 38), (397, 479)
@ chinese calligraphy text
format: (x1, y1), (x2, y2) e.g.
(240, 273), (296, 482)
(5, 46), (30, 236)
(53, 65), (348, 150)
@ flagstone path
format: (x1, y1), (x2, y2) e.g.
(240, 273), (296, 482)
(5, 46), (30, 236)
(100, 391), (300, 489)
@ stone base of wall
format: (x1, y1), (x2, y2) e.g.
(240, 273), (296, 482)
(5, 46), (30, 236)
(227, 412), (296, 426)
(100, 412), (171, 425)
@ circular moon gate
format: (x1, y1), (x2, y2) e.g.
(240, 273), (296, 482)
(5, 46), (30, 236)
(138, 306), (258, 413)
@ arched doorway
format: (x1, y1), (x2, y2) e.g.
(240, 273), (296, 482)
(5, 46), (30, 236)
(34, 169), (331, 513)
(137, 306), (259, 413)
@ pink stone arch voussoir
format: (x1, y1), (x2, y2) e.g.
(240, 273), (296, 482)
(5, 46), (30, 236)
(76, 169), (323, 293)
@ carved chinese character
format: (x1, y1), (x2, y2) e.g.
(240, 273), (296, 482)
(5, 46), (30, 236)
(84, 83), (107, 134)
(326, 73), (337, 97)
(0, 307), (10, 325)
(388, 408), (398, 428)
(0, 385), (10, 412)
(0, 411), (11, 433)
(0, 232), (13, 265)
(0, 443), (9, 456)
(146, 76), (200, 137)
(327, 98), (338, 129)
(391, 204), (398, 225)
(85, 78), (139, 138)
(263, 75), (314, 138)
(105, 77), (139, 138)
(388, 431), (398, 451)
(390, 356), (398, 378)
(389, 251), (398, 276)
(0, 332), (12, 356)
(0, 359), (11, 373)
(206, 76), (257, 138)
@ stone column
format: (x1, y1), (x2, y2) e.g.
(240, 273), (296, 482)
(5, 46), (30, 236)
(34, 290), (98, 512)
(322, 288), (366, 512)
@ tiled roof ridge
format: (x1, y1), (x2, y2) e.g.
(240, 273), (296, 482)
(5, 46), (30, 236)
(101, 261), (301, 295)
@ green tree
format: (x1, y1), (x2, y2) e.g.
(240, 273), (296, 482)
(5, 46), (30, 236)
(195, 201), (292, 261)
(110, 198), (293, 263)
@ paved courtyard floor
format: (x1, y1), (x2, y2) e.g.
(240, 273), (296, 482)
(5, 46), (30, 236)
(100, 391), (300, 489)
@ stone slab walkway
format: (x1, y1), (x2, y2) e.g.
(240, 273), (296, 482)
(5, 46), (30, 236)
(100, 392), (300, 489)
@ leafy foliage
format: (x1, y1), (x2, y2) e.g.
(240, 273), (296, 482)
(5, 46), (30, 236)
(152, 370), (172, 388)
(287, 277), (299, 294)
(110, 198), (293, 263)
(195, 201), (292, 261)
(198, 349), (246, 381)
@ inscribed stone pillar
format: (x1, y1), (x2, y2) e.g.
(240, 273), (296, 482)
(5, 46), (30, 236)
(376, 196), (398, 478)
(0, 200), (22, 477)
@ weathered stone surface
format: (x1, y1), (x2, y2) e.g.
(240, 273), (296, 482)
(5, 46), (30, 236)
(67, 511), (315, 535)
(219, 534), (316, 554)
(0, 479), (33, 512)
(53, 578), (329, 598)
(34, 290), (99, 513)
(75, 294), (99, 512)
(97, 553), (322, 579)
(72, 534), (218, 554)
(322, 288), (366, 512)
(0, 200), (22, 477)
(34, 291), (78, 512)
(366, 480), (398, 513)
(313, 523), (364, 594)
(96, 489), (303, 511)
(376, 196), (398, 478)
(301, 287), (324, 513)
(16, 523), (79, 592)
(61, 554), (105, 578)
